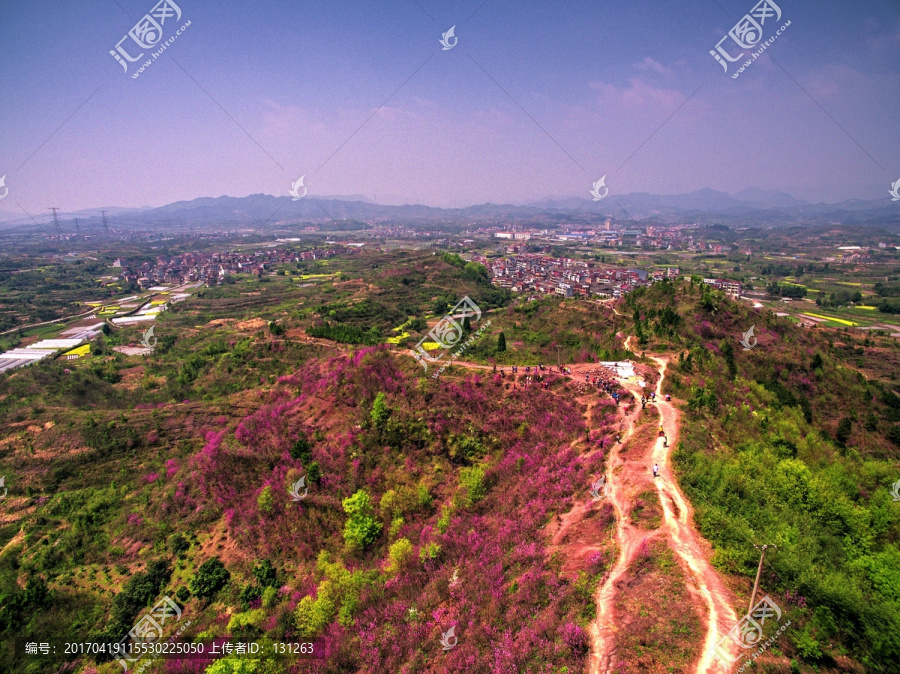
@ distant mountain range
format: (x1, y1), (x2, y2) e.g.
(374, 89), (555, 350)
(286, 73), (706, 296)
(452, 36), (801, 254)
(0, 188), (896, 231)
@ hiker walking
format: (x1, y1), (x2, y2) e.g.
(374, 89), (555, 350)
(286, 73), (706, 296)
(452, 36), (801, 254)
(653, 463), (659, 478)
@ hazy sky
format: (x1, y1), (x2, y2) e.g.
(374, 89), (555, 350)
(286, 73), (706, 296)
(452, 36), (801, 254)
(1, 0), (898, 214)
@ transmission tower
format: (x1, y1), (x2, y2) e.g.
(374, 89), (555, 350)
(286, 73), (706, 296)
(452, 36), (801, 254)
(100, 210), (109, 237)
(48, 207), (61, 235)
(74, 217), (80, 234)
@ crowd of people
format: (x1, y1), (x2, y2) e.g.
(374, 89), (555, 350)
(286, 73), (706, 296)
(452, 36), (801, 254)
(489, 357), (673, 488)
(493, 363), (553, 389)
(579, 363), (626, 403)
(492, 362), (628, 402)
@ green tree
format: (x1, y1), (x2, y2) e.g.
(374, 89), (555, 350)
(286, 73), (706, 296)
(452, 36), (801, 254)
(190, 558), (230, 599)
(384, 538), (413, 576)
(253, 560), (278, 588)
(459, 465), (487, 505)
(342, 490), (383, 550)
(835, 417), (852, 447)
(497, 332), (506, 352)
(289, 436), (312, 464)
(257, 486), (274, 514)
(721, 340), (737, 380)
(370, 393), (390, 430)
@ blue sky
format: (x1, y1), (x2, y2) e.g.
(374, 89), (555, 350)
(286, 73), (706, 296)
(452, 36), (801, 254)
(1, 0), (898, 213)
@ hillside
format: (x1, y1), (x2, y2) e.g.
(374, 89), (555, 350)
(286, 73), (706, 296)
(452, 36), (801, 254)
(626, 279), (900, 669)
(0, 259), (897, 673)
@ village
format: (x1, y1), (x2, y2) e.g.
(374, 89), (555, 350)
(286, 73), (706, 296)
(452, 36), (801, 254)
(104, 245), (346, 290)
(480, 251), (741, 299)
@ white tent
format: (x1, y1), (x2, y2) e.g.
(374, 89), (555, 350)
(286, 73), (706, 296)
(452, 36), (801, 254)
(599, 361), (636, 379)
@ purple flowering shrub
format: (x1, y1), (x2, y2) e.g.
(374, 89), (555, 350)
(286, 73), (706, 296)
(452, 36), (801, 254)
(157, 347), (609, 671)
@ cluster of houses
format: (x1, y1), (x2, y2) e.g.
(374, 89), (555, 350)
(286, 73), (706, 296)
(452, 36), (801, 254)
(478, 252), (744, 300)
(701, 277), (743, 297)
(112, 247), (346, 289)
(480, 253), (683, 299)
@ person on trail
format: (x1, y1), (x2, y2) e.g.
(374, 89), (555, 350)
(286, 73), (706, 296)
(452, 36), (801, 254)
(616, 433), (622, 444)
(665, 394), (671, 402)
(663, 435), (668, 447)
(653, 463), (659, 478)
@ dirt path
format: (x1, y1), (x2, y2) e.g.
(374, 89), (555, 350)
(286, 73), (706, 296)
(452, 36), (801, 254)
(587, 355), (739, 672)
(647, 356), (740, 672)
(399, 345), (740, 672)
(589, 384), (646, 673)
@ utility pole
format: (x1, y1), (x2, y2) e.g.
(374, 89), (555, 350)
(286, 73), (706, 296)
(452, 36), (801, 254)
(48, 207), (61, 234)
(100, 210), (109, 237)
(748, 544), (777, 614)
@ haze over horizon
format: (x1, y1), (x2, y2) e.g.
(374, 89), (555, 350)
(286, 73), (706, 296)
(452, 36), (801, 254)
(2, 0), (899, 214)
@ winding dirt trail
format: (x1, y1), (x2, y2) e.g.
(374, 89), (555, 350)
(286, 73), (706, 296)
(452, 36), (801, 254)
(588, 379), (646, 673)
(401, 342), (740, 671)
(568, 354), (740, 672)
(645, 357), (740, 672)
